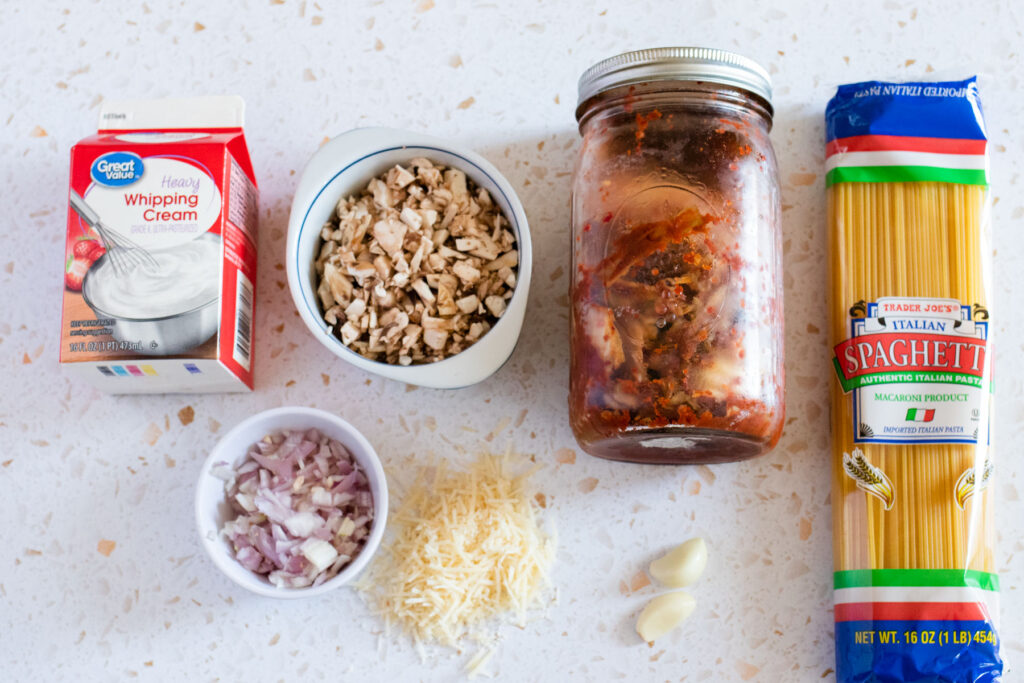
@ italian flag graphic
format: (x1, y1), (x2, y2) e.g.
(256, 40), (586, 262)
(906, 408), (936, 422)
(825, 134), (989, 186)
(834, 569), (1000, 626)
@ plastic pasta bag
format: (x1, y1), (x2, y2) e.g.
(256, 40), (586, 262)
(826, 78), (1002, 682)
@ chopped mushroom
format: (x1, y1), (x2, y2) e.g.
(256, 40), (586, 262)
(452, 260), (482, 284)
(484, 295), (507, 318)
(456, 294), (480, 314)
(373, 219), (406, 256)
(314, 159), (518, 364)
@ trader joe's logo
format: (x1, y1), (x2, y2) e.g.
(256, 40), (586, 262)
(833, 297), (990, 445)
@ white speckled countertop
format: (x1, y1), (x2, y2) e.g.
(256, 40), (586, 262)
(3, 0), (1024, 680)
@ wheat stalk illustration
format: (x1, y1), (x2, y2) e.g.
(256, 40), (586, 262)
(842, 449), (895, 510)
(954, 460), (994, 510)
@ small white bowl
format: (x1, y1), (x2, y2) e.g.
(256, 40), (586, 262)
(194, 406), (388, 599)
(286, 127), (533, 389)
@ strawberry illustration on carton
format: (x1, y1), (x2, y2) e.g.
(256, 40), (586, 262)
(60, 96), (259, 394)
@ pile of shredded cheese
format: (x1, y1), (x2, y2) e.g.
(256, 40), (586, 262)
(359, 452), (555, 666)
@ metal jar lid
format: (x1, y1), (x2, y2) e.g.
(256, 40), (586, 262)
(576, 46), (773, 117)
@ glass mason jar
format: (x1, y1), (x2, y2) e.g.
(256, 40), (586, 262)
(569, 48), (785, 464)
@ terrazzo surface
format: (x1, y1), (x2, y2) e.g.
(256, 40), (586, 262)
(2, 0), (1024, 680)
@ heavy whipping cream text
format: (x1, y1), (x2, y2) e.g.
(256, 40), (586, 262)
(83, 157), (222, 246)
(85, 237), (221, 319)
(123, 181), (201, 222)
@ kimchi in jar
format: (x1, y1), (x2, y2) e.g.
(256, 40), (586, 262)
(569, 47), (784, 464)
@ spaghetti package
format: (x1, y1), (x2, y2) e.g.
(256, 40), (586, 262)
(826, 79), (1001, 682)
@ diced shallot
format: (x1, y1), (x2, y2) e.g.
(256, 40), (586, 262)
(218, 428), (374, 588)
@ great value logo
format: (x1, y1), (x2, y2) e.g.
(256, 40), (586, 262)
(90, 151), (144, 187)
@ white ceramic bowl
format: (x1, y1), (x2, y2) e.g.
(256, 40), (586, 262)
(194, 406), (388, 599)
(286, 127), (532, 389)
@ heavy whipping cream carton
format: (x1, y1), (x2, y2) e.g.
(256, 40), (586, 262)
(60, 96), (258, 393)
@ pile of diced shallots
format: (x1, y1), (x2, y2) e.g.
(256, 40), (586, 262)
(215, 429), (374, 588)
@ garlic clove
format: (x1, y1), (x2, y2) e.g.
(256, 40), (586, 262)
(649, 537), (708, 588)
(636, 591), (697, 643)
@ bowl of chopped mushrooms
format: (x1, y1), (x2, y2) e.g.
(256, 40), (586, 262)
(287, 127), (532, 388)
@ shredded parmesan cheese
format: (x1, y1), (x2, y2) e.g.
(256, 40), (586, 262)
(465, 647), (495, 678)
(359, 452), (555, 665)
